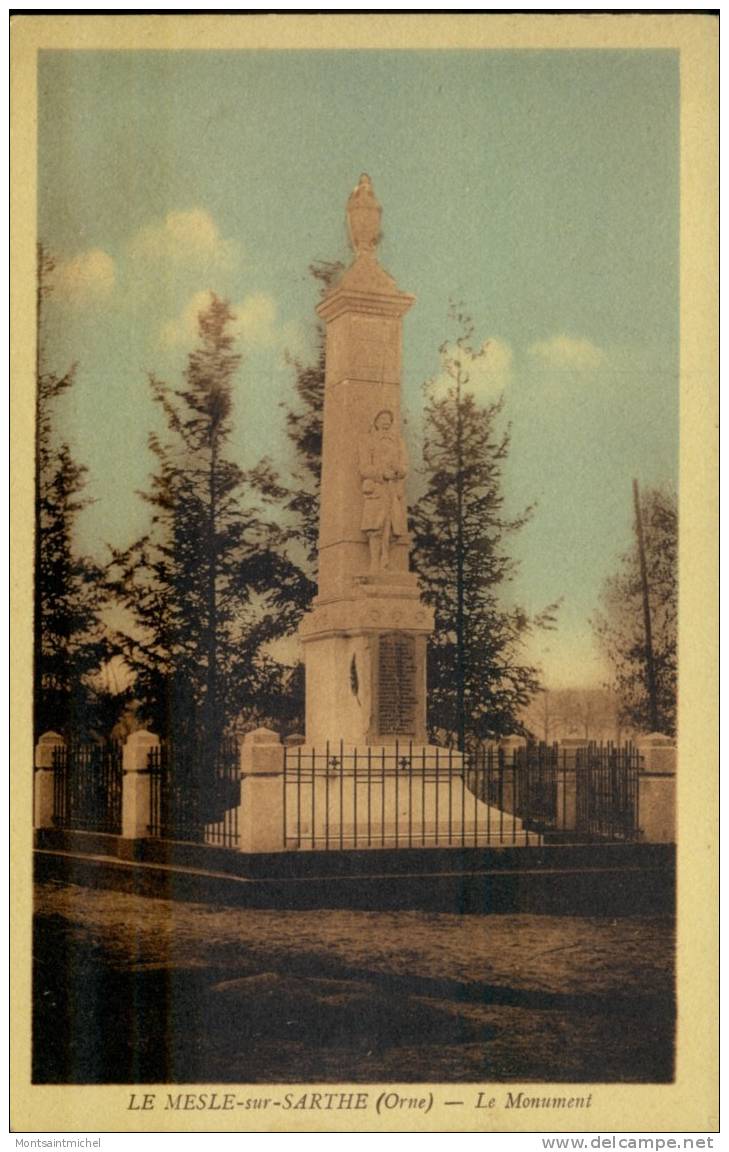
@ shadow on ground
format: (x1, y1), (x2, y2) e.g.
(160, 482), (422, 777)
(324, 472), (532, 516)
(33, 910), (674, 1084)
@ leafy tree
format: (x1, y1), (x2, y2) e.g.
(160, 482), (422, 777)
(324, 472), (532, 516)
(110, 293), (291, 761)
(592, 484), (677, 736)
(34, 244), (112, 739)
(411, 311), (556, 750)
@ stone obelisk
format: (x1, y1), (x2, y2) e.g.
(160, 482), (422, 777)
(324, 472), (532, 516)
(299, 175), (434, 747)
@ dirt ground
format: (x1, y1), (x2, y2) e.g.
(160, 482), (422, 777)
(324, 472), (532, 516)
(33, 880), (675, 1084)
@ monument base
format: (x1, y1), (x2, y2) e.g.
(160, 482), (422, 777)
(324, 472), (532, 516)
(283, 745), (533, 850)
(301, 628), (430, 746)
(299, 580), (434, 747)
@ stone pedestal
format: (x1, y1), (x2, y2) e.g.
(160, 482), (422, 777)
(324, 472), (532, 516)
(300, 593), (432, 747)
(299, 176), (433, 748)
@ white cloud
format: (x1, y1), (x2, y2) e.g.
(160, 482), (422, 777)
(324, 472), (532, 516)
(528, 334), (604, 373)
(130, 209), (237, 273)
(430, 338), (513, 403)
(231, 293), (277, 347)
(55, 248), (115, 303)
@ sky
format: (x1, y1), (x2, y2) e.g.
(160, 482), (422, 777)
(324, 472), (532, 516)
(38, 49), (679, 688)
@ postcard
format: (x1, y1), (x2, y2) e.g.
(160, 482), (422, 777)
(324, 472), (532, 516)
(11, 12), (718, 1136)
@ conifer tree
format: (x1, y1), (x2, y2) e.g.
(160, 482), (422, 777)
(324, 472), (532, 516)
(411, 311), (556, 749)
(34, 244), (111, 738)
(272, 260), (343, 631)
(110, 293), (289, 768)
(247, 260), (343, 732)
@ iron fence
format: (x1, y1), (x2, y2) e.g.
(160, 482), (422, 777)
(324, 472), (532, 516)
(575, 742), (640, 840)
(52, 739), (123, 834)
(283, 740), (641, 850)
(473, 742), (560, 829)
(148, 736), (240, 848)
(283, 741), (547, 850)
(44, 731), (640, 851)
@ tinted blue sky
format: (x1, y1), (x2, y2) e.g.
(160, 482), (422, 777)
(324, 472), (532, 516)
(38, 49), (679, 686)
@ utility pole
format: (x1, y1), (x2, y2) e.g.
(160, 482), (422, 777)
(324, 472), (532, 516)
(633, 479), (660, 732)
(455, 368), (465, 753)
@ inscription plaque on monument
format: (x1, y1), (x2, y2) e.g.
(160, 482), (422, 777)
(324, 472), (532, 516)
(377, 632), (418, 735)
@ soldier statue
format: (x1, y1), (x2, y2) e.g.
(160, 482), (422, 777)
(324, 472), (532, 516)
(358, 408), (408, 572)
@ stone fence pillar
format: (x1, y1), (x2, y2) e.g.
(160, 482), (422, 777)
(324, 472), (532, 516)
(498, 735), (526, 816)
(238, 727), (286, 853)
(500, 735), (527, 754)
(34, 731), (65, 829)
(637, 733), (676, 843)
(122, 729), (159, 840)
(555, 737), (589, 832)
(559, 736), (590, 762)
